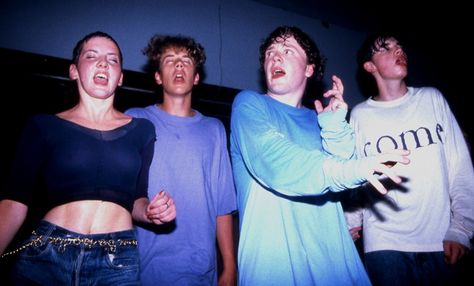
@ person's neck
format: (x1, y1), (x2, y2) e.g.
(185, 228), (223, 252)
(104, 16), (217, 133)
(267, 91), (303, 108)
(374, 80), (408, 102)
(157, 97), (195, 117)
(62, 102), (120, 121)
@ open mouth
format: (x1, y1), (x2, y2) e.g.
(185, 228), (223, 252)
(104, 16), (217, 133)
(94, 72), (109, 84)
(174, 72), (185, 82)
(271, 67), (286, 79)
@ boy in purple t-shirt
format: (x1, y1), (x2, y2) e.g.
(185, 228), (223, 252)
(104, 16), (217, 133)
(126, 34), (237, 286)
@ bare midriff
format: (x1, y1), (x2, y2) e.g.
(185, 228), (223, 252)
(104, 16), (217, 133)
(43, 200), (133, 234)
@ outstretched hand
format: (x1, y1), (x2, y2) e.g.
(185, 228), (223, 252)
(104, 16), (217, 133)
(314, 75), (347, 113)
(146, 190), (176, 224)
(363, 149), (411, 194)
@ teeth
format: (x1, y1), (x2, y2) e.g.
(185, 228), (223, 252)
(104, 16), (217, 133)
(96, 73), (107, 79)
(274, 69), (284, 75)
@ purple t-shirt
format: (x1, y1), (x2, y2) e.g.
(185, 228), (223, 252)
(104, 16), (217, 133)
(126, 105), (236, 286)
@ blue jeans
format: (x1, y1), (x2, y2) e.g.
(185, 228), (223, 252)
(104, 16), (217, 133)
(365, 250), (456, 286)
(11, 220), (140, 286)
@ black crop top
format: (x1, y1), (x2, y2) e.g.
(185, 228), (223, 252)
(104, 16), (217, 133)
(3, 114), (156, 213)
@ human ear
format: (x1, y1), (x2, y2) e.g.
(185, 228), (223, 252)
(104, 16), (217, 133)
(118, 72), (124, 87)
(363, 61), (376, 73)
(154, 72), (162, 85)
(69, 64), (78, 80)
(305, 64), (315, 78)
(193, 73), (200, 85)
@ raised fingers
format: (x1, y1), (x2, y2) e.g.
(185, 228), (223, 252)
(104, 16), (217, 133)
(366, 174), (389, 195)
(372, 164), (402, 185)
(367, 149), (411, 194)
(377, 149), (411, 166)
(322, 75), (344, 100)
(314, 99), (324, 113)
(328, 97), (348, 111)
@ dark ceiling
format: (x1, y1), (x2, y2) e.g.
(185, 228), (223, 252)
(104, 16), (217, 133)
(253, 0), (467, 38)
(254, 0), (386, 32)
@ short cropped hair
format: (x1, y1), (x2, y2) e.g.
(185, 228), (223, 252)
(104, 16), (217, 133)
(72, 31), (123, 68)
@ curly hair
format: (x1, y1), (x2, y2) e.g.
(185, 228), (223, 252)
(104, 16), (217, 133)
(143, 35), (206, 75)
(259, 26), (326, 81)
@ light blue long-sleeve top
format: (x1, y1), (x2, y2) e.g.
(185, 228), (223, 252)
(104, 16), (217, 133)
(230, 90), (371, 286)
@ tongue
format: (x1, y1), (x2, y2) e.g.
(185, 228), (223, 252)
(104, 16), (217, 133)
(94, 76), (108, 85)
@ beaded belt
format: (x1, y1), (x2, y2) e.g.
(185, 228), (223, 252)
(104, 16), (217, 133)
(1, 230), (137, 258)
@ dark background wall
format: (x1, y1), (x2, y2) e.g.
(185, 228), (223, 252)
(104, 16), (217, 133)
(0, 0), (365, 103)
(1, 0), (471, 142)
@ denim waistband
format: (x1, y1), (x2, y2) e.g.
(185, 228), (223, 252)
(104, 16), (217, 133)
(32, 220), (137, 252)
(1, 220), (137, 258)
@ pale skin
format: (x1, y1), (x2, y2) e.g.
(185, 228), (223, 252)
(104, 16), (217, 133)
(0, 36), (176, 255)
(264, 36), (410, 195)
(351, 37), (468, 264)
(155, 48), (199, 116)
(155, 47), (236, 286)
(216, 215), (237, 286)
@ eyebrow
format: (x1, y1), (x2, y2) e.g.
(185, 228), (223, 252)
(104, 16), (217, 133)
(162, 53), (192, 59)
(82, 49), (119, 57)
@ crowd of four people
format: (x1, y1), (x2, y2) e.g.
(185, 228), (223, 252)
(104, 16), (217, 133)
(0, 26), (472, 286)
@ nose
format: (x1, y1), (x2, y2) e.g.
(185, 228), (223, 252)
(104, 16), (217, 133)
(272, 51), (283, 63)
(97, 56), (108, 68)
(175, 60), (183, 69)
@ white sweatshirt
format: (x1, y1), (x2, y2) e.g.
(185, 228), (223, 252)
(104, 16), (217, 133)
(346, 86), (474, 252)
